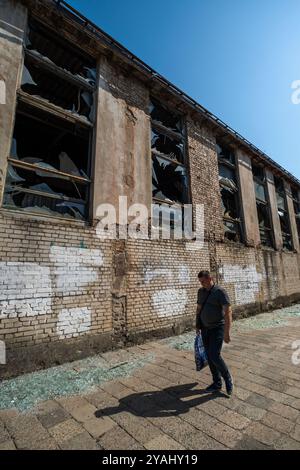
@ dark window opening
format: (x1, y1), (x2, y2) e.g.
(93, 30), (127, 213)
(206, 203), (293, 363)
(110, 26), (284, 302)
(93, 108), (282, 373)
(217, 143), (241, 242)
(21, 59), (94, 120)
(150, 99), (183, 135)
(26, 18), (96, 83)
(151, 128), (184, 163)
(216, 142), (235, 165)
(291, 187), (300, 244)
(150, 98), (188, 233)
(3, 104), (91, 221)
(152, 155), (188, 205)
(252, 163), (274, 247)
(274, 176), (293, 250)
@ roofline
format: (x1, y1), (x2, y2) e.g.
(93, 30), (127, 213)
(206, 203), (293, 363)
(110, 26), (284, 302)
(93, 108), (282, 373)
(50, 0), (300, 187)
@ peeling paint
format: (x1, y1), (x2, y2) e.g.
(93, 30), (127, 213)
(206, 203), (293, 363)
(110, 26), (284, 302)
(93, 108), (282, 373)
(152, 288), (188, 317)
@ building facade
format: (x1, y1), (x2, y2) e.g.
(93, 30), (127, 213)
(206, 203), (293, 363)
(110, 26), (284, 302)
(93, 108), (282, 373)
(1, 0), (300, 377)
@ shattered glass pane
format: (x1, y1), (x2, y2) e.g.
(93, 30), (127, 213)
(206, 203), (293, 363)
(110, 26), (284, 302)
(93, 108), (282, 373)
(259, 228), (273, 247)
(151, 129), (184, 162)
(3, 189), (85, 220)
(150, 99), (183, 134)
(276, 192), (286, 210)
(223, 219), (240, 242)
(152, 202), (184, 233)
(256, 201), (271, 229)
(254, 181), (267, 202)
(4, 104), (90, 220)
(219, 164), (236, 182)
(216, 143), (235, 165)
(252, 164), (265, 181)
(27, 19), (96, 82)
(5, 164), (87, 201)
(11, 106), (90, 176)
(152, 155), (188, 204)
(220, 187), (239, 220)
(21, 59), (94, 120)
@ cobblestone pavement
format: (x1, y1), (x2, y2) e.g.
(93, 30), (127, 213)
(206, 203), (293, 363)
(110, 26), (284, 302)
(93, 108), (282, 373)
(1, 311), (300, 450)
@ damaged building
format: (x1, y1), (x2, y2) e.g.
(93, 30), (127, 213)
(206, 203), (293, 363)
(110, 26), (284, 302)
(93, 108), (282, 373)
(1, 0), (300, 376)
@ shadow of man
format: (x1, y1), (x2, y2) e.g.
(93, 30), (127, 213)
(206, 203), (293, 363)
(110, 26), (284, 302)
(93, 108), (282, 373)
(95, 382), (227, 419)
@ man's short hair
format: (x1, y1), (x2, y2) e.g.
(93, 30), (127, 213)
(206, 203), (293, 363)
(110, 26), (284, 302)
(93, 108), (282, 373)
(198, 270), (211, 279)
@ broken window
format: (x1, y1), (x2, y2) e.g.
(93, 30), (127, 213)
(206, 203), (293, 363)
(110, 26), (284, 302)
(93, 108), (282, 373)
(292, 187), (300, 245)
(150, 98), (188, 233)
(252, 163), (273, 247)
(274, 176), (293, 250)
(217, 142), (241, 242)
(19, 18), (96, 124)
(3, 18), (95, 222)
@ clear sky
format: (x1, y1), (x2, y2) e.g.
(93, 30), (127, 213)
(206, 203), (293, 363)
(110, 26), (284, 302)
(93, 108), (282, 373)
(67, 0), (300, 180)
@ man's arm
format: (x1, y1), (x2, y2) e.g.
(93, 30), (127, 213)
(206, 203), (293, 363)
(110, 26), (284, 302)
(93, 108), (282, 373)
(224, 305), (232, 344)
(196, 304), (201, 334)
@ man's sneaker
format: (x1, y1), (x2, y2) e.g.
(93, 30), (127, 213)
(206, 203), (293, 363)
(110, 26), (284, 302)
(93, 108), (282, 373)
(225, 375), (234, 396)
(205, 383), (222, 393)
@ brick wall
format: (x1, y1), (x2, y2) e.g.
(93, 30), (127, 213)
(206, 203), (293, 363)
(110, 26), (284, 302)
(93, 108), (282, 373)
(0, 0), (300, 377)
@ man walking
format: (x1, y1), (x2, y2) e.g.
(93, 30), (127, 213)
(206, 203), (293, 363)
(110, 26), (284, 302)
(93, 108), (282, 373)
(196, 270), (233, 395)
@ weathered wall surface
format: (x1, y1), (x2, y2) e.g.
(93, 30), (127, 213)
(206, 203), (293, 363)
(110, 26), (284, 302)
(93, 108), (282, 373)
(0, 0), (27, 202)
(0, 0), (300, 377)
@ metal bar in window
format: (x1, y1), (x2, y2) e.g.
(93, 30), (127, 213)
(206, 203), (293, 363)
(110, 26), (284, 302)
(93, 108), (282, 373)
(17, 91), (93, 128)
(25, 50), (95, 92)
(8, 158), (91, 184)
(5, 185), (86, 204)
(151, 120), (184, 141)
(151, 151), (185, 168)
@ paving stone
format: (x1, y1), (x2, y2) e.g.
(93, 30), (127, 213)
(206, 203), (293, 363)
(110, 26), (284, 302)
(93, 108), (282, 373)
(83, 416), (116, 438)
(97, 426), (143, 450)
(0, 440), (16, 450)
(233, 402), (267, 421)
(144, 435), (184, 450)
(261, 412), (294, 434)
(217, 409), (251, 430)
(37, 406), (70, 429)
(290, 424), (300, 442)
(245, 422), (282, 446)
(60, 431), (99, 450)
(246, 393), (274, 410)
(234, 436), (273, 450)
(0, 421), (10, 444)
(48, 419), (83, 443)
(5, 414), (50, 449)
(274, 436), (300, 450)
(110, 411), (161, 444)
(268, 402), (300, 422)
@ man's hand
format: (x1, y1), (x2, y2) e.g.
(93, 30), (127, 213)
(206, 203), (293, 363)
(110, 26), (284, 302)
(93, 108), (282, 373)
(196, 328), (201, 336)
(224, 331), (231, 344)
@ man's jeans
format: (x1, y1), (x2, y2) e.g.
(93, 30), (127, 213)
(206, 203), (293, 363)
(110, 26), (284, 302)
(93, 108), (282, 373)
(201, 325), (230, 386)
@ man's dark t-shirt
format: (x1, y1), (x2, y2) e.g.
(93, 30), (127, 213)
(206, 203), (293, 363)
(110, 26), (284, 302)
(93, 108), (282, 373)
(196, 284), (231, 329)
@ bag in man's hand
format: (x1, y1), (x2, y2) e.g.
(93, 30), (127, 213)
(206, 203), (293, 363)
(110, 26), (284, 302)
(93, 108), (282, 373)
(194, 334), (208, 371)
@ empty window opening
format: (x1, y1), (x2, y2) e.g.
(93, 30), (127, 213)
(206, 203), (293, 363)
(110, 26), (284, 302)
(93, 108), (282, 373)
(292, 187), (300, 245)
(150, 98), (188, 234)
(274, 176), (293, 250)
(3, 103), (91, 221)
(252, 163), (273, 247)
(217, 142), (241, 242)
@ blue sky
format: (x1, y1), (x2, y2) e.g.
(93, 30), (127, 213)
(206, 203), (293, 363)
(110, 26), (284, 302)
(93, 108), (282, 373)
(67, 0), (300, 179)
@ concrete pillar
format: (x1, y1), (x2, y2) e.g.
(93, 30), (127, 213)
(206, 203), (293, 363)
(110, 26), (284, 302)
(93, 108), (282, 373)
(266, 169), (283, 250)
(284, 181), (300, 252)
(93, 55), (152, 222)
(236, 149), (260, 246)
(0, 0), (27, 204)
